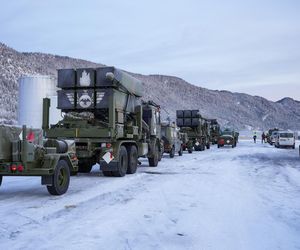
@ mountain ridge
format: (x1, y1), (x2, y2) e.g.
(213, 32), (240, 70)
(1, 42), (299, 130)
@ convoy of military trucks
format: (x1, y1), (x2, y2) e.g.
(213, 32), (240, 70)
(0, 66), (240, 195)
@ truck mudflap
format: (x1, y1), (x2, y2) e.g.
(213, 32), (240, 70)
(99, 160), (119, 171)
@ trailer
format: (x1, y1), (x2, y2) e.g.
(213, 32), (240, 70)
(0, 125), (78, 195)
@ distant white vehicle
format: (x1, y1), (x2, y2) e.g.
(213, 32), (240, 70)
(274, 131), (295, 149)
(270, 131), (279, 145)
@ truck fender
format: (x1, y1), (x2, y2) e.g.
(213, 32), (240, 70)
(41, 154), (76, 186)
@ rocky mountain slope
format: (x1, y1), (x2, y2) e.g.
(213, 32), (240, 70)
(1, 42), (299, 130)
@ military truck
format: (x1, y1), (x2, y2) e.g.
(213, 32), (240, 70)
(142, 100), (164, 162)
(176, 110), (210, 153)
(203, 118), (212, 149)
(43, 67), (162, 177)
(217, 128), (238, 148)
(180, 132), (189, 151)
(0, 125), (77, 195)
(209, 119), (221, 144)
(161, 122), (183, 158)
(267, 128), (279, 145)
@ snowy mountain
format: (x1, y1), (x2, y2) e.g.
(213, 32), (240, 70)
(0, 42), (299, 130)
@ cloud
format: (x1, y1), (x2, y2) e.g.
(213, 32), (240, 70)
(0, 0), (299, 101)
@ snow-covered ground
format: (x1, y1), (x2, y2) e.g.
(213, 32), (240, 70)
(1, 141), (300, 250)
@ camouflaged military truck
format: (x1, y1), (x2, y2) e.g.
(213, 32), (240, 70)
(208, 119), (221, 144)
(267, 128), (279, 145)
(161, 122), (183, 158)
(43, 67), (162, 177)
(142, 100), (164, 163)
(217, 128), (238, 148)
(0, 125), (78, 195)
(176, 110), (211, 153)
(203, 118), (211, 149)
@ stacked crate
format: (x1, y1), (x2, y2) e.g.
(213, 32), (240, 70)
(176, 110), (201, 127)
(57, 67), (143, 113)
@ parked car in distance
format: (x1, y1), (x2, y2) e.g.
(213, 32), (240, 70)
(274, 131), (295, 149)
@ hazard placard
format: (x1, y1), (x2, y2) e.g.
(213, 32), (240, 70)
(102, 152), (114, 164)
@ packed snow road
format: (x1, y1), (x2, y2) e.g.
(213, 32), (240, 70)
(1, 140), (300, 250)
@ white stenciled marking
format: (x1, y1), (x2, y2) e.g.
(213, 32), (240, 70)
(79, 70), (91, 87)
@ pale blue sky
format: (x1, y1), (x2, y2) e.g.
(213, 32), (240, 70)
(1, 0), (300, 101)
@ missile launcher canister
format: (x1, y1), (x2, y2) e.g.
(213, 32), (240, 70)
(44, 67), (162, 177)
(57, 67), (143, 113)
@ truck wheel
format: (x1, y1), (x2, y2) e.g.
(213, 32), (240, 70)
(78, 159), (93, 173)
(47, 160), (70, 196)
(158, 143), (164, 161)
(0, 175), (2, 186)
(127, 145), (138, 174)
(158, 150), (163, 161)
(178, 146), (183, 156)
(170, 146), (175, 158)
(148, 143), (159, 167)
(112, 146), (128, 177)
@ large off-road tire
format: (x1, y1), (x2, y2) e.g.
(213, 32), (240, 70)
(170, 146), (175, 158)
(78, 159), (93, 173)
(47, 160), (70, 196)
(148, 143), (159, 167)
(158, 150), (163, 161)
(127, 145), (138, 174)
(112, 146), (128, 177)
(0, 175), (2, 186)
(158, 144), (164, 161)
(178, 146), (183, 156)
